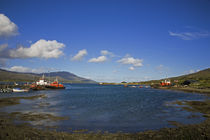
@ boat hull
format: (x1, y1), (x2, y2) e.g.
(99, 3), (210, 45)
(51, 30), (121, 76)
(13, 89), (29, 92)
(30, 85), (46, 90)
(45, 85), (65, 89)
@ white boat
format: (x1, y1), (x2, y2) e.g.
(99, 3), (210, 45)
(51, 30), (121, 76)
(13, 88), (29, 92)
(36, 74), (49, 86)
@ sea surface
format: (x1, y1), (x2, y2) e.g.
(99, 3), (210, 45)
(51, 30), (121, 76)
(0, 84), (208, 133)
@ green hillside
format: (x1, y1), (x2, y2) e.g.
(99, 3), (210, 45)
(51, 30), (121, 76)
(141, 68), (210, 89)
(170, 68), (210, 88)
(0, 69), (96, 83)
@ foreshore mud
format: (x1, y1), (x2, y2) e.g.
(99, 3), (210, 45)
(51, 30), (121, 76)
(0, 94), (210, 139)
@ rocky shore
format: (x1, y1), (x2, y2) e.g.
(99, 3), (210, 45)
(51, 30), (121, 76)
(153, 86), (210, 95)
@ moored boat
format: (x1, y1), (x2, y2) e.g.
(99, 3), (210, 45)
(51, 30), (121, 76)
(45, 78), (65, 89)
(30, 75), (65, 90)
(13, 88), (29, 92)
(30, 84), (46, 90)
(30, 75), (49, 90)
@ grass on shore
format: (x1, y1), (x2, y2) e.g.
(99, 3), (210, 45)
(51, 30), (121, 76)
(154, 86), (210, 95)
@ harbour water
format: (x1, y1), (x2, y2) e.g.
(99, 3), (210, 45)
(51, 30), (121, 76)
(0, 84), (207, 133)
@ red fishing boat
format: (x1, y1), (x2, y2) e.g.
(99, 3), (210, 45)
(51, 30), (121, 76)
(30, 75), (65, 90)
(30, 75), (48, 90)
(45, 77), (65, 89)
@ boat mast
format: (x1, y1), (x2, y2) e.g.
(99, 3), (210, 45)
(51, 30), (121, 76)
(56, 76), (58, 82)
(49, 71), (50, 83)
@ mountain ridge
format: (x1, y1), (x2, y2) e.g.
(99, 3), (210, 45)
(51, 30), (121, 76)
(0, 69), (97, 83)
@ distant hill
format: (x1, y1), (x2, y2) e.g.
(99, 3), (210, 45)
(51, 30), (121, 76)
(0, 69), (97, 83)
(141, 68), (210, 88)
(170, 68), (210, 81)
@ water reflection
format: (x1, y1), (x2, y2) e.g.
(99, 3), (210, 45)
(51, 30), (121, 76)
(0, 84), (208, 133)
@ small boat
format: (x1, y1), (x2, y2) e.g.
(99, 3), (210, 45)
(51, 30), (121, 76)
(30, 75), (49, 90)
(35, 75), (49, 86)
(30, 84), (46, 90)
(45, 77), (65, 89)
(139, 86), (143, 88)
(13, 88), (29, 92)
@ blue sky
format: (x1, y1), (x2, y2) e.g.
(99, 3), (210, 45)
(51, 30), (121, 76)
(0, 0), (210, 82)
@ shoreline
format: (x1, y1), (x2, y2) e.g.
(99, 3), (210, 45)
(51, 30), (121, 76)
(0, 94), (210, 139)
(153, 86), (210, 95)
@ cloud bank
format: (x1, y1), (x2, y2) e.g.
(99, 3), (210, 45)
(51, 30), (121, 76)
(71, 49), (87, 61)
(9, 39), (65, 59)
(117, 55), (143, 70)
(6, 66), (48, 73)
(0, 14), (18, 38)
(88, 55), (107, 63)
(187, 69), (200, 74)
(100, 50), (114, 57)
(129, 66), (135, 71)
(169, 31), (209, 40)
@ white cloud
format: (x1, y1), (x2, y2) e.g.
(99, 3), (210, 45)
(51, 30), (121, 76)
(129, 66), (135, 70)
(188, 69), (200, 74)
(100, 50), (114, 56)
(189, 69), (195, 74)
(117, 55), (143, 67)
(71, 49), (87, 61)
(9, 39), (65, 59)
(0, 14), (18, 38)
(183, 69), (200, 75)
(6, 66), (49, 73)
(169, 31), (209, 40)
(88, 55), (107, 63)
(8, 66), (32, 73)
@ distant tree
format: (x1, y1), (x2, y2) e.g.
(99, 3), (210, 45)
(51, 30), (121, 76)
(182, 80), (191, 85)
(182, 80), (197, 86)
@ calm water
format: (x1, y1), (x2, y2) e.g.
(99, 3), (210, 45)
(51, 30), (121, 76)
(0, 84), (208, 133)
